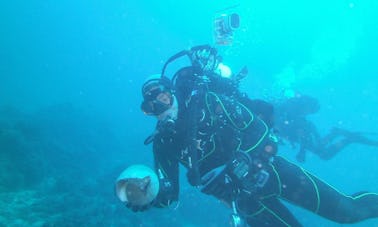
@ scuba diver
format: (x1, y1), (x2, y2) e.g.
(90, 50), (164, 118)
(274, 94), (378, 162)
(128, 45), (378, 226)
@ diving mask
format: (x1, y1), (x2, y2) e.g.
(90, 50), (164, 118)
(141, 86), (174, 116)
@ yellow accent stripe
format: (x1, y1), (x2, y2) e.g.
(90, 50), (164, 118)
(272, 163), (282, 196)
(259, 163), (282, 200)
(279, 156), (320, 213)
(245, 118), (269, 153)
(281, 157), (378, 211)
(198, 134), (216, 162)
(348, 192), (378, 199)
(301, 167), (320, 213)
(205, 92), (254, 130)
(259, 193), (276, 200)
(243, 206), (265, 217)
(262, 203), (291, 227)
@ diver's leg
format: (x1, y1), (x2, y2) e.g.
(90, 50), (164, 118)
(327, 127), (378, 147)
(319, 133), (378, 160)
(346, 131), (378, 146)
(237, 195), (302, 227)
(273, 156), (378, 223)
(314, 128), (348, 160)
(320, 127), (342, 144)
(233, 161), (304, 227)
(317, 139), (351, 160)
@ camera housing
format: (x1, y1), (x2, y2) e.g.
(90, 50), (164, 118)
(214, 13), (240, 45)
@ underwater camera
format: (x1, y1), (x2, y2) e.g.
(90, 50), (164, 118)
(214, 13), (240, 45)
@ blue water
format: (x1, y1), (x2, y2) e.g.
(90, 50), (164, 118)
(1, 0), (377, 226)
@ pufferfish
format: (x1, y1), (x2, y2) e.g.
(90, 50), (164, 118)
(119, 176), (152, 206)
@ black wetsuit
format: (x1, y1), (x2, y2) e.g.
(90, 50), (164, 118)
(150, 70), (378, 226)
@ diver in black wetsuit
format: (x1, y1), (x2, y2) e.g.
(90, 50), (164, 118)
(128, 45), (378, 226)
(274, 94), (378, 162)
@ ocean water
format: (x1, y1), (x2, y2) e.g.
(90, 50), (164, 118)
(0, 0), (377, 226)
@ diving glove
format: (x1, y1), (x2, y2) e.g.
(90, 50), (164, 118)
(201, 151), (270, 198)
(125, 201), (153, 212)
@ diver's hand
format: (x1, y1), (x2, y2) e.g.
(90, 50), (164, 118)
(200, 165), (234, 199)
(201, 152), (251, 197)
(191, 48), (217, 72)
(125, 201), (153, 212)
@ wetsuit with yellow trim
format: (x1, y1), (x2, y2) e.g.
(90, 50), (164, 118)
(150, 69), (378, 226)
(234, 154), (378, 226)
(150, 87), (272, 208)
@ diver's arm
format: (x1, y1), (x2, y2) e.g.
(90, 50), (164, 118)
(152, 139), (179, 208)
